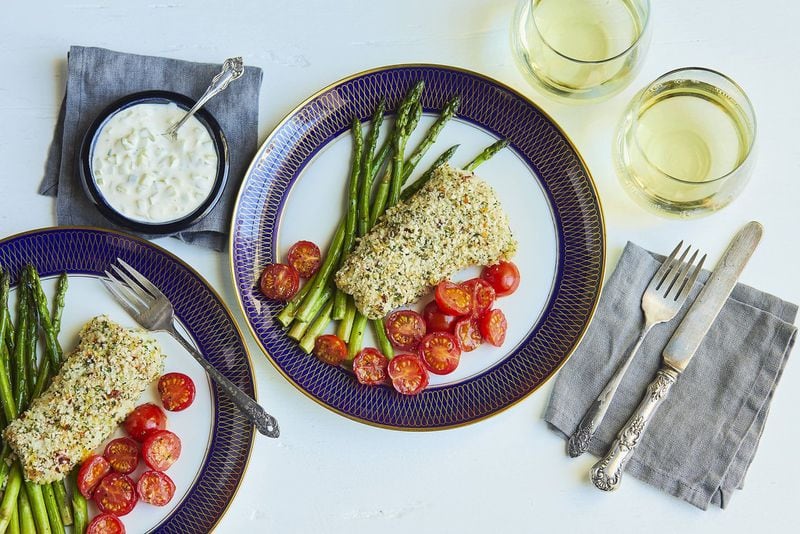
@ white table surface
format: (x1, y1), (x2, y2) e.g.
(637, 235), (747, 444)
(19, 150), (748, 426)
(2, 1), (799, 532)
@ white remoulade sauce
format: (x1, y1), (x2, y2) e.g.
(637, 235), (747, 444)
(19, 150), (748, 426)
(91, 102), (218, 223)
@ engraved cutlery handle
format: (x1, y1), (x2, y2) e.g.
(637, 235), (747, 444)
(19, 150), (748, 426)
(568, 325), (652, 457)
(590, 366), (678, 491)
(169, 326), (280, 438)
(165, 57), (244, 138)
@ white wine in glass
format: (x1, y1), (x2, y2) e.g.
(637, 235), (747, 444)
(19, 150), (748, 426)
(616, 68), (756, 217)
(512, 0), (651, 101)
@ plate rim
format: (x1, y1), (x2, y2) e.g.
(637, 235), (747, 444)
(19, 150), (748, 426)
(228, 62), (607, 431)
(0, 225), (256, 532)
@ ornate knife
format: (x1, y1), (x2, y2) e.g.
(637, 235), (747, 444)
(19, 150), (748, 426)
(590, 221), (763, 491)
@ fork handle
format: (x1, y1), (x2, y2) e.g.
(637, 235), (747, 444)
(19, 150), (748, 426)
(168, 327), (280, 438)
(590, 366), (678, 491)
(567, 324), (653, 457)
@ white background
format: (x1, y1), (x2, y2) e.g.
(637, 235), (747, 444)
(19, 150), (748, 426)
(2, 1), (799, 532)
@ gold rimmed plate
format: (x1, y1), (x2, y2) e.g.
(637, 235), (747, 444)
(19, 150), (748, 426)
(230, 64), (605, 430)
(0, 227), (255, 532)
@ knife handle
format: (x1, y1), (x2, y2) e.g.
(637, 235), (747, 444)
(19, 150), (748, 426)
(590, 366), (679, 491)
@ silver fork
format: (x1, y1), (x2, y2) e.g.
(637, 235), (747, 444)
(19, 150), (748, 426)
(102, 259), (279, 438)
(566, 242), (705, 457)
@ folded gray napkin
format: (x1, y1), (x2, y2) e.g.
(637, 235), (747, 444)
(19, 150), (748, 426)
(545, 241), (797, 510)
(39, 46), (263, 251)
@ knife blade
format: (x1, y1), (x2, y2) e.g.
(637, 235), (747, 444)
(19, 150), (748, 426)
(591, 221), (763, 491)
(663, 221), (763, 372)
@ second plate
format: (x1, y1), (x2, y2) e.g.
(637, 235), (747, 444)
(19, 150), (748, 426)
(231, 64), (605, 430)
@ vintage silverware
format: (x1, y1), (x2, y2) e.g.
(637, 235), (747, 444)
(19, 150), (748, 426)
(101, 258), (280, 438)
(567, 241), (706, 457)
(164, 56), (244, 139)
(590, 221), (763, 491)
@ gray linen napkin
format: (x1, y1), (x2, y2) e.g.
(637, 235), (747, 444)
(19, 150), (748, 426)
(545, 242), (797, 510)
(39, 46), (263, 251)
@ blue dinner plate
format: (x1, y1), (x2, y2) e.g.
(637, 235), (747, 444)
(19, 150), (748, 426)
(231, 64), (605, 430)
(0, 227), (254, 533)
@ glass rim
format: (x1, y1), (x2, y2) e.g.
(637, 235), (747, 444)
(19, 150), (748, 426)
(531, 0), (652, 65)
(629, 66), (758, 185)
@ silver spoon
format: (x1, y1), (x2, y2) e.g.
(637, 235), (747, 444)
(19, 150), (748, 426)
(164, 56), (244, 139)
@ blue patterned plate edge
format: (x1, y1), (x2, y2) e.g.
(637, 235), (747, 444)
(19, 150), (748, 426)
(229, 63), (606, 431)
(0, 226), (256, 533)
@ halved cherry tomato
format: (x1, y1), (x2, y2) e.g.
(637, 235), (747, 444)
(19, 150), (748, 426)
(123, 403), (167, 442)
(259, 263), (300, 301)
(104, 437), (139, 475)
(313, 334), (348, 366)
(137, 470), (176, 507)
(387, 354), (429, 395)
(454, 316), (482, 352)
(77, 455), (111, 498)
(434, 280), (472, 316)
(353, 348), (389, 386)
(93, 473), (137, 516)
(462, 278), (496, 316)
(287, 240), (321, 279)
(158, 372), (196, 412)
(423, 301), (457, 333)
(418, 332), (461, 375)
(142, 430), (182, 472)
(86, 513), (126, 534)
(482, 261), (520, 297)
(384, 310), (426, 351)
(479, 308), (508, 347)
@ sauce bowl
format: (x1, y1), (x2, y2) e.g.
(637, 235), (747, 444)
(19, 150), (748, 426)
(79, 91), (229, 235)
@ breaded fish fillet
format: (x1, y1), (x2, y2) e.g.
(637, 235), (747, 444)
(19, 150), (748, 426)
(335, 165), (517, 319)
(4, 316), (164, 483)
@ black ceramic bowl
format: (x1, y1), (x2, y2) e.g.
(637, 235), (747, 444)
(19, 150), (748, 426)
(79, 91), (229, 235)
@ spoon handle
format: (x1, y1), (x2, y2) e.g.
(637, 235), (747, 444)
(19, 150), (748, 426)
(165, 57), (244, 138)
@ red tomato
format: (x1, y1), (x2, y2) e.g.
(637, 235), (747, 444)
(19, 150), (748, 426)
(454, 316), (482, 352)
(482, 261), (520, 297)
(384, 310), (426, 351)
(387, 354), (429, 395)
(123, 403), (167, 442)
(86, 513), (126, 534)
(313, 334), (348, 366)
(418, 332), (461, 375)
(479, 309), (508, 347)
(137, 470), (176, 507)
(423, 301), (457, 333)
(142, 430), (182, 472)
(77, 455), (111, 498)
(462, 278), (496, 316)
(287, 241), (321, 279)
(104, 437), (139, 475)
(353, 348), (389, 386)
(259, 263), (300, 301)
(158, 372), (196, 412)
(434, 281), (472, 316)
(93, 473), (137, 517)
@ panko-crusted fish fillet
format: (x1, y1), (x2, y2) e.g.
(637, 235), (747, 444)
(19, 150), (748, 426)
(4, 315), (164, 483)
(335, 165), (517, 319)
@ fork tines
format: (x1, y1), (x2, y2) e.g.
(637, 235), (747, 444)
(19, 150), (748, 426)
(102, 259), (165, 317)
(653, 241), (707, 302)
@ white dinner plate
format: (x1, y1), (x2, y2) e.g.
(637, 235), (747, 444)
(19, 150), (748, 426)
(231, 65), (605, 430)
